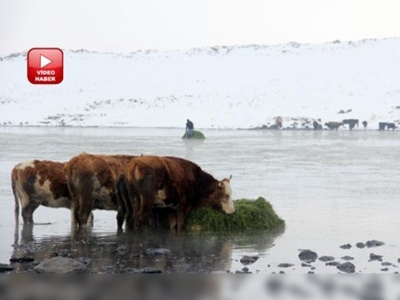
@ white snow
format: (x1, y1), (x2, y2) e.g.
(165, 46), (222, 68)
(1, 38), (400, 129)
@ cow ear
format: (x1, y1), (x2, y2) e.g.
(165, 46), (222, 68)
(218, 181), (224, 188)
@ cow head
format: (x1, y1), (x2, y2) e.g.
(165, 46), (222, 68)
(217, 175), (235, 214)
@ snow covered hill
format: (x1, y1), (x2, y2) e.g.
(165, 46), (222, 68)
(1, 38), (400, 129)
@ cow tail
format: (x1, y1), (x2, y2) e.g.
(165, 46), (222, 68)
(11, 169), (20, 225)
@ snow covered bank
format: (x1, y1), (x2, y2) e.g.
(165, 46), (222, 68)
(1, 38), (400, 129)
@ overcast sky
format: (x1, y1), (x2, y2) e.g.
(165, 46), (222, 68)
(1, 0), (399, 55)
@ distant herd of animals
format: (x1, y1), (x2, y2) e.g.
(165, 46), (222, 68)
(262, 117), (398, 131)
(11, 153), (235, 230)
(317, 119), (397, 131)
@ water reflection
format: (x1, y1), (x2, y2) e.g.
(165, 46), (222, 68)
(182, 138), (205, 159)
(11, 224), (284, 273)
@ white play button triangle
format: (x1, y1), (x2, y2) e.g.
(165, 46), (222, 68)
(40, 54), (52, 68)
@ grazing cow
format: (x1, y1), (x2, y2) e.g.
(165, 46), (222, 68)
(387, 123), (396, 130)
(379, 122), (388, 131)
(324, 122), (343, 130)
(362, 120), (368, 129)
(64, 153), (135, 227)
(124, 156), (235, 230)
(11, 160), (72, 224)
(342, 119), (359, 130)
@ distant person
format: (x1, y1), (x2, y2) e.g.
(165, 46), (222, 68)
(186, 119), (194, 138)
(362, 120), (368, 129)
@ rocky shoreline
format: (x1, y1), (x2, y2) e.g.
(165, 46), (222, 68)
(3, 237), (398, 274)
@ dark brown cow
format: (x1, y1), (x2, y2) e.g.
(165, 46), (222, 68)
(123, 155), (235, 230)
(387, 123), (396, 130)
(379, 122), (388, 131)
(11, 160), (71, 224)
(342, 119), (359, 130)
(325, 122), (343, 130)
(64, 153), (135, 227)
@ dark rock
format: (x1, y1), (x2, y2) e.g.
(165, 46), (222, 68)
(279, 271), (285, 274)
(240, 255), (259, 265)
(356, 242), (365, 249)
(139, 267), (163, 274)
(10, 256), (34, 263)
(369, 253), (383, 262)
(117, 245), (128, 254)
(340, 244), (352, 249)
(341, 256), (354, 261)
(308, 271), (315, 274)
(76, 257), (92, 265)
(326, 261), (340, 266)
(0, 263), (14, 273)
(127, 267), (163, 274)
(311, 267), (316, 270)
(277, 263), (294, 268)
(235, 270), (251, 274)
(381, 268), (389, 272)
(34, 257), (87, 274)
(242, 267), (249, 273)
(318, 256), (334, 262)
(301, 263), (311, 267)
(145, 248), (171, 255)
(298, 250), (318, 263)
(381, 262), (392, 266)
(337, 262), (355, 273)
(366, 240), (384, 248)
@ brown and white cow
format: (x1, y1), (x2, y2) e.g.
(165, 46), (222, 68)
(64, 153), (136, 227)
(123, 155), (235, 230)
(11, 160), (72, 224)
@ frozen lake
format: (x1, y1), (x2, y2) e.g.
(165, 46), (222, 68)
(1, 126), (399, 273)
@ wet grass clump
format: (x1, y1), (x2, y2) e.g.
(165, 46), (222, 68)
(182, 130), (206, 139)
(185, 197), (285, 231)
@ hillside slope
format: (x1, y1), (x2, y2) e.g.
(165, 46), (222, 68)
(1, 38), (400, 129)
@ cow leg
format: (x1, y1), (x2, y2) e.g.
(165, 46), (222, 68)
(67, 183), (80, 227)
(121, 191), (134, 230)
(76, 175), (95, 227)
(176, 205), (191, 230)
(126, 181), (140, 230)
(168, 211), (177, 230)
(136, 175), (156, 229)
(21, 202), (39, 224)
(117, 205), (126, 230)
(77, 198), (94, 227)
(138, 192), (154, 228)
(87, 212), (94, 227)
(70, 205), (79, 227)
(125, 201), (134, 230)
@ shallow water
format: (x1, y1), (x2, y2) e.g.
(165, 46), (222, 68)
(1, 127), (400, 273)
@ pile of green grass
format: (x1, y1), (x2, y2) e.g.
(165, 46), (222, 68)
(182, 130), (206, 139)
(185, 197), (285, 231)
